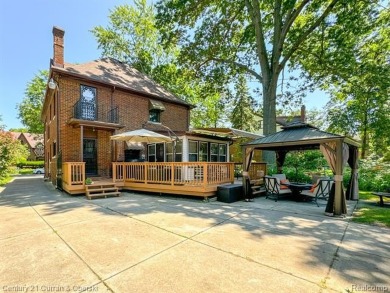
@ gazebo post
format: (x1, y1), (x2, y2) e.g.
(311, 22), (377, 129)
(334, 139), (344, 215)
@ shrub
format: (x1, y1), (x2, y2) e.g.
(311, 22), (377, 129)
(19, 168), (34, 175)
(16, 161), (44, 169)
(357, 156), (390, 192)
(283, 167), (311, 183)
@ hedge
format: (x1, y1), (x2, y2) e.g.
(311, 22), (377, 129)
(17, 161), (44, 168)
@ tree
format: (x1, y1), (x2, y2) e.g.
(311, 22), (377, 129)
(17, 70), (48, 133)
(91, 0), (228, 127)
(156, 0), (381, 138)
(9, 128), (28, 133)
(230, 74), (260, 132)
(298, 6), (390, 158)
(0, 116), (29, 179)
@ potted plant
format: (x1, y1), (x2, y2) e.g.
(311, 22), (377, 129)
(85, 178), (93, 185)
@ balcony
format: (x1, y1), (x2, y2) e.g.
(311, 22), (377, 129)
(68, 100), (123, 130)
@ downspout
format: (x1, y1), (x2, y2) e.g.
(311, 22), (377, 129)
(80, 126), (83, 162)
(111, 86), (115, 163)
(56, 76), (60, 157)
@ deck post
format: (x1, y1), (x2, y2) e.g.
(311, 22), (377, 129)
(80, 125), (83, 162)
(112, 163), (116, 182)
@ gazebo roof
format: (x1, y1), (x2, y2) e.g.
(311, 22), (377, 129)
(244, 122), (360, 151)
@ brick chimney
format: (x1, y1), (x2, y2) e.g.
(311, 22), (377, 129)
(52, 26), (65, 67)
(301, 105), (306, 122)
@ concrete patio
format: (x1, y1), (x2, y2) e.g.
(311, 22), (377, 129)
(0, 176), (389, 292)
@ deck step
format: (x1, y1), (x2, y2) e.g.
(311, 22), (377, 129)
(85, 183), (121, 200)
(86, 192), (121, 200)
(85, 183), (116, 190)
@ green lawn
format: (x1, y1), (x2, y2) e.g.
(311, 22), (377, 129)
(352, 191), (390, 228)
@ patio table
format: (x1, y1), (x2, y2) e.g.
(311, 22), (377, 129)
(282, 182), (313, 201)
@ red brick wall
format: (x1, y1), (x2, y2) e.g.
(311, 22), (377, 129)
(43, 75), (190, 177)
(43, 88), (59, 180)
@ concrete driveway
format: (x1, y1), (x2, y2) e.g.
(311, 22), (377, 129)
(1, 176), (389, 292)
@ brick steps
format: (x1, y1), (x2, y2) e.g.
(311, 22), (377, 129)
(85, 183), (120, 200)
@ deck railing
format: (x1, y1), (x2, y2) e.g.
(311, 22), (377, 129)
(112, 162), (235, 187)
(73, 99), (119, 124)
(62, 162), (85, 187)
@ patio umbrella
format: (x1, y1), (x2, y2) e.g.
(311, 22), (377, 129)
(110, 129), (173, 143)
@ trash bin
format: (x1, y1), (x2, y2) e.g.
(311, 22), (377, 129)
(217, 184), (243, 203)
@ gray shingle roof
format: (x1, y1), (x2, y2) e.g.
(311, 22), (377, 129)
(52, 57), (191, 107)
(246, 123), (341, 146)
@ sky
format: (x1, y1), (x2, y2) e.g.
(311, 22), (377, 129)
(0, 0), (329, 131)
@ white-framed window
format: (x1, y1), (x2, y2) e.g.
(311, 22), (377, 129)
(210, 143), (219, 162)
(165, 142), (173, 162)
(189, 140), (198, 162)
(148, 144), (156, 162)
(219, 144), (227, 162)
(199, 142), (208, 162)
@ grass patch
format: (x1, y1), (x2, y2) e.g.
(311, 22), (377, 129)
(352, 191), (390, 228)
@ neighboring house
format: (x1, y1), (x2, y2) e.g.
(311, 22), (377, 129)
(256, 106), (307, 135)
(10, 132), (44, 161)
(42, 26), (263, 197)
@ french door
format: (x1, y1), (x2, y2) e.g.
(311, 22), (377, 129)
(83, 139), (97, 175)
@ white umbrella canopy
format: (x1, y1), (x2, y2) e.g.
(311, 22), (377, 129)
(110, 129), (173, 143)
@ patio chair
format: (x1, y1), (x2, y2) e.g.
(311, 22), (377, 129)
(264, 175), (292, 202)
(243, 172), (263, 201)
(301, 178), (333, 206)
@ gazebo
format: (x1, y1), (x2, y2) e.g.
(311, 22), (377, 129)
(242, 123), (360, 215)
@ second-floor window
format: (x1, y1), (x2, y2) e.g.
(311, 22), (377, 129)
(148, 99), (165, 123)
(80, 85), (97, 120)
(149, 109), (161, 123)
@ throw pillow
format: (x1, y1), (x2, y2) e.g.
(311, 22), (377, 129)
(280, 179), (290, 189)
(310, 183), (318, 193)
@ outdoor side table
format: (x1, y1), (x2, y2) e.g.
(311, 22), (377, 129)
(217, 184), (243, 203)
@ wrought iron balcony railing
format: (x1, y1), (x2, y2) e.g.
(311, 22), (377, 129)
(73, 100), (119, 124)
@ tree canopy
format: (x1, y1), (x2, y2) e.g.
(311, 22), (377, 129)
(156, 0), (385, 138)
(92, 0), (230, 127)
(17, 70), (48, 133)
(296, 5), (389, 158)
(229, 74), (260, 132)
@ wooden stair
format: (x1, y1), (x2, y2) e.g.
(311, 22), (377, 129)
(85, 183), (121, 200)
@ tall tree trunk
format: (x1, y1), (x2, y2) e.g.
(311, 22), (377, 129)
(261, 72), (278, 164)
(361, 125), (368, 159)
(361, 99), (369, 159)
(262, 77), (278, 135)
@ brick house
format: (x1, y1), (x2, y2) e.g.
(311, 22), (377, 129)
(41, 26), (263, 197)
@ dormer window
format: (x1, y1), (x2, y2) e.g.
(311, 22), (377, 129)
(149, 99), (165, 123)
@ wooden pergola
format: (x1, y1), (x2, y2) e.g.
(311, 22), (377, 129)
(242, 123), (360, 216)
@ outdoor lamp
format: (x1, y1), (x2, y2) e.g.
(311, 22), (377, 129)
(48, 78), (56, 90)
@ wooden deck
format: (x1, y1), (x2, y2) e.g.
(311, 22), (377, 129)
(60, 162), (267, 199)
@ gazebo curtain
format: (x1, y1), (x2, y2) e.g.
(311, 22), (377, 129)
(320, 142), (348, 215)
(244, 147), (254, 172)
(243, 147), (255, 198)
(276, 150), (288, 174)
(346, 146), (359, 200)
